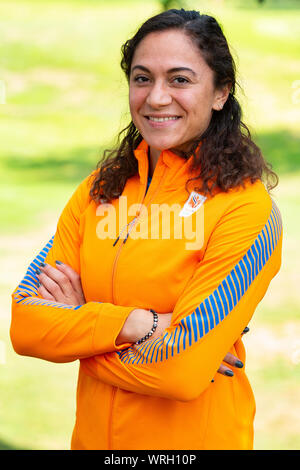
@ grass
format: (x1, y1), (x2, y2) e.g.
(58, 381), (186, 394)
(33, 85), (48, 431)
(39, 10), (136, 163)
(0, 0), (299, 450)
(0, 335), (78, 450)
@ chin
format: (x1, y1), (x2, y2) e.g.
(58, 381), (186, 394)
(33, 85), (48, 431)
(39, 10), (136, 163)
(144, 136), (181, 151)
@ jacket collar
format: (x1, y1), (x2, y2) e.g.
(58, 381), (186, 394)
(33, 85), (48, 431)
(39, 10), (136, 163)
(133, 139), (200, 190)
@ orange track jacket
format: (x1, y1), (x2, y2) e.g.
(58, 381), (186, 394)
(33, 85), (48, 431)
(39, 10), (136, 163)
(10, 139), (282, 450)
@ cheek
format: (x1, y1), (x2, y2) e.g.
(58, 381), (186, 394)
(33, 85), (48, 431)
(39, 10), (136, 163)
(173, 89), (211, 119)
(129, 88), (147, 115)
(185, 93), (214, 122)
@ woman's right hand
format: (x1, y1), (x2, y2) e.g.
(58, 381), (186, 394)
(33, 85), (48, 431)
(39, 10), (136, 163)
(216, 352), (244, 378)
(117, 308), (248, 379)
(214, 327), (249, 378)
(116, 309), (172, 345)
(153, 314), (247, 378)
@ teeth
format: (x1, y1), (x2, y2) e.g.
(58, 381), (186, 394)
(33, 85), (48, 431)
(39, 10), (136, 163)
(148, 116), (179, 122)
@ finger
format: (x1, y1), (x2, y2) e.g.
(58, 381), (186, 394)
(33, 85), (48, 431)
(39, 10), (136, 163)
(37, 271), (67, 302)
(222, 352), (244, 369)
(36, 266), (70, 303)
(216, 364), (234, 377)
(38, 263), (74, 298)
(38, 282), (56, 302)
(54, 261), (85, 297)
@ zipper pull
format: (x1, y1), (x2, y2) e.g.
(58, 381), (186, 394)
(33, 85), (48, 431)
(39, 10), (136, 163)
(113, 218), (137, 247)
(113, 236), (120, 247)
(122, 217), (137, 245)
(113, 223), (128, 247)
(123, 232), (130, 244)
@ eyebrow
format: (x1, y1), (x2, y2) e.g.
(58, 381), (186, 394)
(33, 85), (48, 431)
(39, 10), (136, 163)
(131, 65), (197, 76)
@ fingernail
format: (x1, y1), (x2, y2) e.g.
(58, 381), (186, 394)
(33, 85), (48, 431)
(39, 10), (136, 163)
(211, 379), (214, 383)
(35, 268), (41, 275)
(243, 327), (250, 334)
(55, 260), (63, 265)
(37, 281), (41, 288)
(225, 370), (234, 377)
(39, 262), (46, 267)
(235, 360), (244, 368)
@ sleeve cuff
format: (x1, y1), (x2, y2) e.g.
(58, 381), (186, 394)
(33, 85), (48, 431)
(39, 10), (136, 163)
(92, 303), (135, 354)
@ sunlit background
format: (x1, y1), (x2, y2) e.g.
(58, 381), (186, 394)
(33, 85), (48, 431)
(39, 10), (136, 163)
(0, 0), (299, 450)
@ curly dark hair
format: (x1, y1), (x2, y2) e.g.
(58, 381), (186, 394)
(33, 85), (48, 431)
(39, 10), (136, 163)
(90, 9), (278, 203)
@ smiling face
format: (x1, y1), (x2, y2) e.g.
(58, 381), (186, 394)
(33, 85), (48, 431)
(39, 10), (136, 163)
(129, 29), (229, 154)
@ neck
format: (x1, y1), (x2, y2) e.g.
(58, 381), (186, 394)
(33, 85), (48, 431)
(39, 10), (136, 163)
(148, 147), (161, 178)
(148, 144), (192, 177)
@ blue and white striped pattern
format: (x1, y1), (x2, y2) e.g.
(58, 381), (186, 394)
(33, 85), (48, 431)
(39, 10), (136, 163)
(191, 193), (199, 207)
(117, 199), (282, 365)
(13, 235), (81, 311)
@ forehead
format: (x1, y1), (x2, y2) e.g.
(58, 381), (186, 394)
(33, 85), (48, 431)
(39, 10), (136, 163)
(131, 29), (206, 72)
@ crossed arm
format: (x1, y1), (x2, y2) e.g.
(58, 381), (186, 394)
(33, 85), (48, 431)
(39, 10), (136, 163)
(10, 176), (282, 401)
(35, 260), (245, 377)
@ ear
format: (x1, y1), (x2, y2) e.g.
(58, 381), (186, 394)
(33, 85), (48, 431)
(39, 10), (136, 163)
(212, 83), (231, 111)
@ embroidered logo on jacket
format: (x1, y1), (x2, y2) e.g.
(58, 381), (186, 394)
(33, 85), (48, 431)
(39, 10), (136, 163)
(179, 191), (206, 217)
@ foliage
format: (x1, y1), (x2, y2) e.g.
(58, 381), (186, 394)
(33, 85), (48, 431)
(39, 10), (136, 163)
(159, 0), (185, 11)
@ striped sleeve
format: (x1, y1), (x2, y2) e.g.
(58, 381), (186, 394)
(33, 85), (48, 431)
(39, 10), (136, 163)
(10, 175), (135, 363)
(119, 198), (282, 365)
(80, 193), (283, 401)
(12, 236), (81, 311)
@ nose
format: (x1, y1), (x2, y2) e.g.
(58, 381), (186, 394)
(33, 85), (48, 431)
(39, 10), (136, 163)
(146, 81), (172, 108)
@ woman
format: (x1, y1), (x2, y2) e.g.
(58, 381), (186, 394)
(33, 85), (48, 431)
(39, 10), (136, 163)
(10, 9), (282, 450)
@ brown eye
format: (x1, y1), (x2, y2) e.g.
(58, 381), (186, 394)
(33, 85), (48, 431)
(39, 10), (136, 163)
(133, 76), (149, 83)
(173, 76), (189, 84)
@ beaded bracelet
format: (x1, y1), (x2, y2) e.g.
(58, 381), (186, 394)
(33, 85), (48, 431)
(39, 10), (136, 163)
(135, 309), (158, 345)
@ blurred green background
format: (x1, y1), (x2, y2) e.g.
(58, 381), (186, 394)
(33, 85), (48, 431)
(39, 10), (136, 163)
(0, 0), (299, 450)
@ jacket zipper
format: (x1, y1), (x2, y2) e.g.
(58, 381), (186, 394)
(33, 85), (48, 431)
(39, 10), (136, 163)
(113, 167), (167, 248)
(111, 170), (167, 301)
(108, 165), (167, 449)
(112, 218), (137, 247)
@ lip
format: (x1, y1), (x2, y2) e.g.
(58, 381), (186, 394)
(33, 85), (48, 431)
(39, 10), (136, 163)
(143, 114), (182, 128)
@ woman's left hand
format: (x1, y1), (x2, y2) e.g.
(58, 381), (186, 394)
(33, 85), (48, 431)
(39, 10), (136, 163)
(36, 261), (86, 307)
(36, 263), (247, 378)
